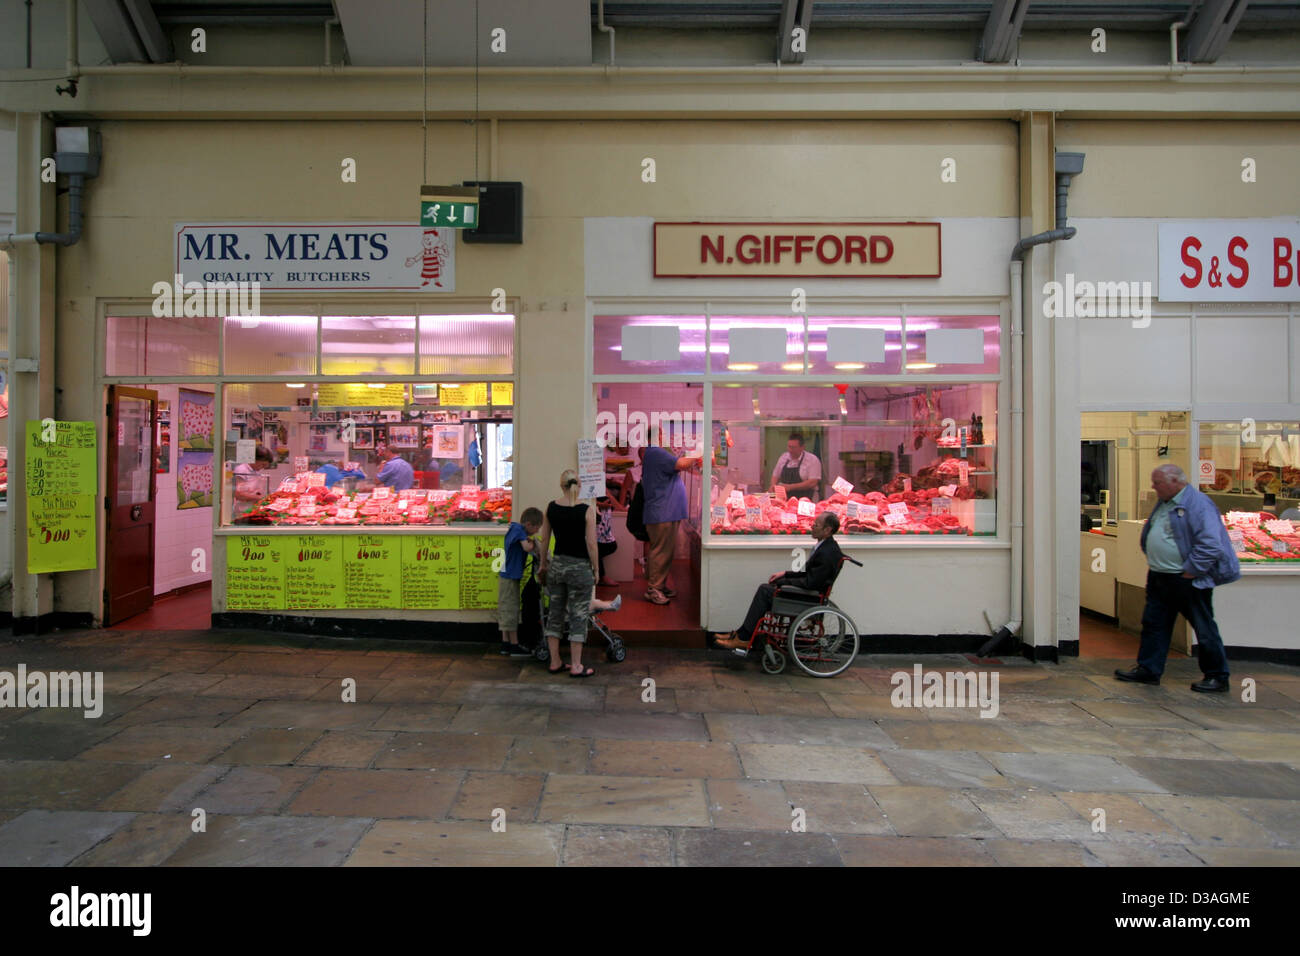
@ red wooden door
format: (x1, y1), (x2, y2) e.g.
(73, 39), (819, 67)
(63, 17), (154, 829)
(105, 386), (158, 624)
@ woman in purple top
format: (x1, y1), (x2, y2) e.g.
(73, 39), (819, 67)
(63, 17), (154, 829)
(637, 445), (700, 605)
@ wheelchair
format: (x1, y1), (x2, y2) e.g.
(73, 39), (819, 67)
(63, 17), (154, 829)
(743, 555), (863, 678)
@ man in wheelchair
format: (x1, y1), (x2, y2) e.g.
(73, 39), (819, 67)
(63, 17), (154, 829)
(712, 511), (843, 659)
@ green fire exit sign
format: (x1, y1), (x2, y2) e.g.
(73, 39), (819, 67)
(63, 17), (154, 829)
(420, 185), (479, 229)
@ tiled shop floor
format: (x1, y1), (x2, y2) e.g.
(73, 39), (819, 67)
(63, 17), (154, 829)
(1, 629), (1299, 866)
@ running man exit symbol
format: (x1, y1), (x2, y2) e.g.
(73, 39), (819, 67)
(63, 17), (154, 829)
(420, 185), (479, 229)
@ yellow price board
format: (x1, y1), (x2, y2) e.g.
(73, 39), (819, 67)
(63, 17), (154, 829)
(401, 535), (462, 609)
(226, 536), (286, 609)
(437, 383), (513, 407)
(317, 383), (407, 407)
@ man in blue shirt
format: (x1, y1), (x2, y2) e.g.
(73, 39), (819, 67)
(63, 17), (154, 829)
(1115, 464), (1241, 693)
(315, 462), (366, 488)
(375, 444), (415, 491)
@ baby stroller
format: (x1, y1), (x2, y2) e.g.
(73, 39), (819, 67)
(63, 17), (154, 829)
(528, 551), (627, 664)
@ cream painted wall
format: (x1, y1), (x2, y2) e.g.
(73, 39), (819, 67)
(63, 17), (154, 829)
(1057, 121), (1300, 218)
(516, 310), (585, 518)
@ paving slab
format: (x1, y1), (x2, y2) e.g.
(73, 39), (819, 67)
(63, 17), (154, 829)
(1188, 730), (1300, 763)
(294, 731), (395, 768)
(69, 812), (196, 866)
(1053, 791), (1189, 845)
(79, 725), (246, 764)
(220, 699), (389, 731)
(705, 779), (794, 831)
(546, 711), (709, 742)
(560, 826), (674, 866)
(198, 675), (334, 700)
(98, 764), (229, 813)
(1076, 701), (1201, 729)
(866, 786), (1000, 838)
(369, 704), (460, 733)
(1120, 757), (1300, 800)
(345, 819), (562, 866)
(705, 713), (894, 748)
(1084, 843), (1206, 866)
(369, 680), (451, 705)
(744, 691), (835, 718)
(675, 828), (842, 866)
(449, 681), (604, 712)
(1186, 846), (1300, 866)
(374, 658), (455, 680)
(780, 781), (892, 835)
(821, 694), (931, 721)
(0, 761), (145, 812)
(672, 689), (754, 715)
(737, 744), (897, 785)
(876, 721), (1029, 753)
(163, 815), (370, 866)
(603, 683), (679, 713)
(216, 651), (342, 677)
(0, 721), (123, 761)
(989, 701), (1105, 727)
(102, 696), (256, 729)
(191, 765), (316, 814)
(832, 834), (995, 867)
(373, 732), (514, 771)
(1220, 797), (1300, 846)
(1135, 794), (1279, 847)
(127, 673), (228, 697)
(982, 839), (1102, 867)
(538, 774), (710, 827)
(968, 789), (1098, 841)
(448, 704), (550, 736)
(986, 752), (1167, 793)
(1163, 704), (1300, 733)
(215, 728), (321, 765)
(878, 750), (1012, 790)
(588, 740), (742, 779)
(288, 768), (463, 819)
(0, 809), (136, 866)
(505, 736), (592, 774)
(448, 771), (546, 822)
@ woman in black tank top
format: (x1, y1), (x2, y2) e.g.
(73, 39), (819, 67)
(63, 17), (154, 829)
(538, 470), (600, 677)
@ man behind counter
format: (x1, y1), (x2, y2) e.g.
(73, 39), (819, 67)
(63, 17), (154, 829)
(374, 443), (415, 491)
(769, 433), (822, 498)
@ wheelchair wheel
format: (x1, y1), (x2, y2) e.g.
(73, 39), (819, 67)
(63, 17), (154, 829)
(787, 605), (859, 677)
(761, 645), (787, 675)
(534, 643), (550, 664)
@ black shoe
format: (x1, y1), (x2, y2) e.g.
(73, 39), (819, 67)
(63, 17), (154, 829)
(1114, 666), (1160, 685)
(1191, 677), (1229, 693)
(507, 643), (534, 658)
(498, 642), (512, 656)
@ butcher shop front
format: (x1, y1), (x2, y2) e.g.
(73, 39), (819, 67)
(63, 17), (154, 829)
(589, 217), (1017, 645)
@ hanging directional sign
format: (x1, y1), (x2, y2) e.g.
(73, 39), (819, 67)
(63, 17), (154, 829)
(420, 185), (479, 229)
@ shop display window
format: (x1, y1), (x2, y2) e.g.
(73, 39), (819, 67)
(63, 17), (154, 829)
(593, 314), (708, 375)
(419, 314), (514, 376)
(224, 314), (317, 376)
(709, 316), (804, 374)
(321, 315), (417, 376)
(219, 381), (514, 528)
(806, 317), (902, 375)
(903, 315), (1001, 375)
(105, 314), (219, 376)
(1199, 421), (1300, 561)
(710, 382), (996, 536)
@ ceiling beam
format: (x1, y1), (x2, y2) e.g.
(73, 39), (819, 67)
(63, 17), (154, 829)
(978, 0), (1030, 63)
(123, 0), (174, 63)
(1185, 0), (1251, 63)
(82, 0), (173, 64)
(777, 0), (814, 63)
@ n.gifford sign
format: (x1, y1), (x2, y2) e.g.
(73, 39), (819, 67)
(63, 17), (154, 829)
(175, 223), (456, 291)
(654, 222), (941, 278)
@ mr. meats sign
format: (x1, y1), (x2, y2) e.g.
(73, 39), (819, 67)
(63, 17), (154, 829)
(1158, 221), (1300, 302)
(175, 223), (456, 291)
(654, 222), (941, 278)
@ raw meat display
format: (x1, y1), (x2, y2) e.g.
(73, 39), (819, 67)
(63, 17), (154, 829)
(710, 486), (975, 536)
(232, 475), (512, 527)
(1222, 511), (1300, 561)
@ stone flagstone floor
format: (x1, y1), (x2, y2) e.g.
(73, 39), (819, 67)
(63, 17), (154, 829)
(1, 627), (1298, 866)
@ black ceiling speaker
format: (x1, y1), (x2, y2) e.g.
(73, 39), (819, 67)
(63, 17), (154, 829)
(461, 181), (522, 243)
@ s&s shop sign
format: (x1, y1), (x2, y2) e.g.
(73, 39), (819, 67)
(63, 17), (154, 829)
(654, 222), (941, 278)
(1158, 220), (1300, 302)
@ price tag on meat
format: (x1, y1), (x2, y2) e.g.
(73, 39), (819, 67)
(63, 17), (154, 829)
(888, 502), (909, 515)
(797, 499), (816, 517)
(862, 505), (879, 520)
(711, 505), (726, 523)
(758, 493), (771, 509)
(781, 512), (797, 526)
(746, 507), (760, 522)
(832, 476), (854, 496)
(902, 477), (912, 492)
(305, 472), (327, 487)
(958, 461), (969, 486)
(372, 486), (392, 500)
(883, 511), (908, 527)
(294, 456), (309, 473)
(846, 501), (860, 518)
(728, 489), (744, 506)
(931, 497), (952, 514)
(1228, 530), (1246, 552)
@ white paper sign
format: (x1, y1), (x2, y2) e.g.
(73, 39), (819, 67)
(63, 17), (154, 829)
(781, 512), (797, 526)
(903, 477), (912, 492)
(746, 507), (760, 522)
(711, 505), (726, 522)
(305, 472), (327, 487)
(846, 501), (860, 518)
(958, 461), (969, 486)
(1198, 459), (1216, 486)
(862, 505), (879, 520)
(235, 439), (255, 464)
(728, 489), (745, 506)
(888, 502), (909, 515)
(335, 507), (357, 521)
(577, 438), (606, 500)
(297, 501), (317, 516)
(797, 499), (816, 517)
(931, 497), (953, 514)
(372, 486), (392, 500)
(294, 456), (309, 473)
(832, 476), (854, 496)
(883, 511), (908, 527)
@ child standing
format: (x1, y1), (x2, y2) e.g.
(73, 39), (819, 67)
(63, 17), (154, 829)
(595, 494), (624, 587)
(498, 507), (544, 656)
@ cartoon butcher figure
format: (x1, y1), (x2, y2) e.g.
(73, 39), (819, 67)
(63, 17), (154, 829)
(405, 229), (449, 288)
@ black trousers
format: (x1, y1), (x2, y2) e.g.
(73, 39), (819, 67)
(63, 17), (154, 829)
(1138, 571), (1230, 679)
(597, 540), (617, 580)
(739, 582), (778, 643)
